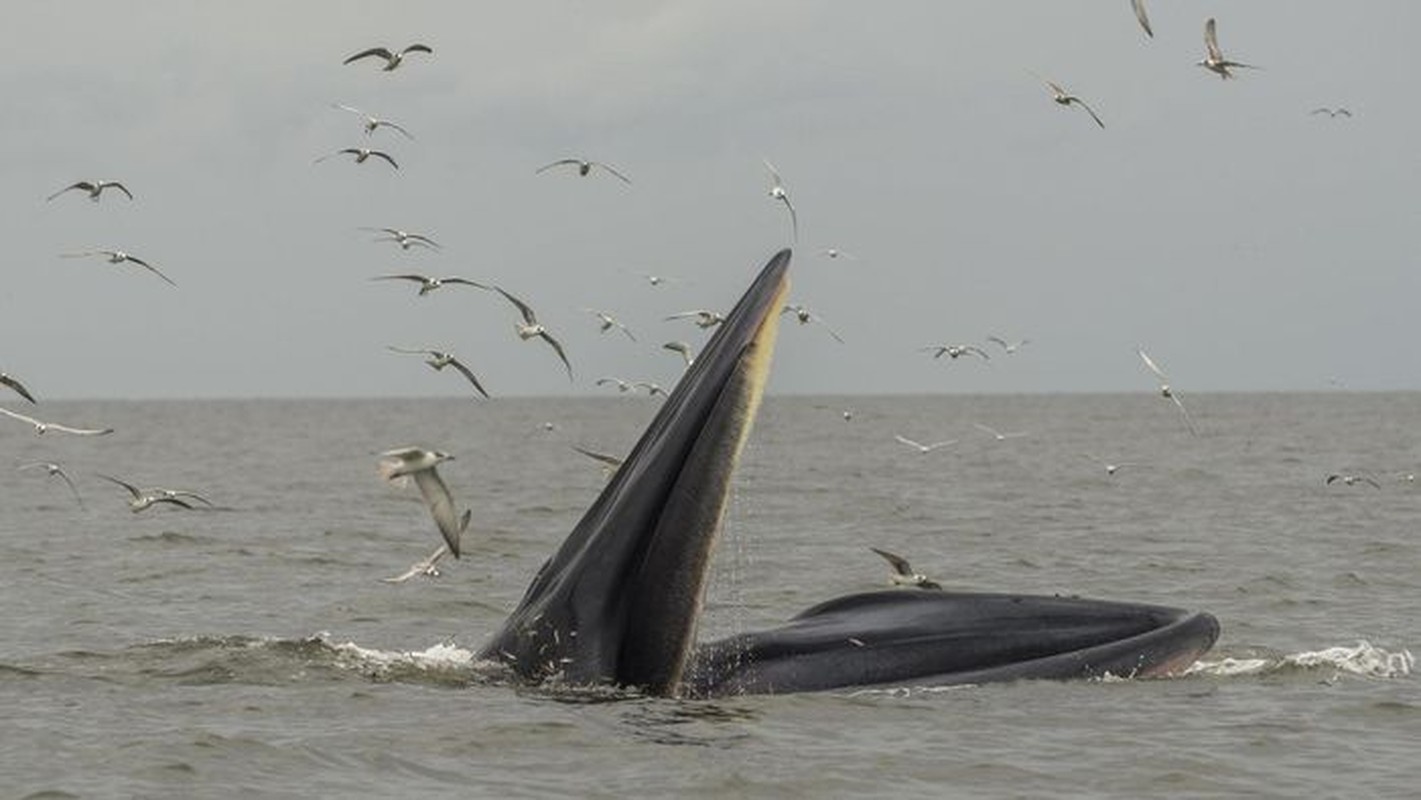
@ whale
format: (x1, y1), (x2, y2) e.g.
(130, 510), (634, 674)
(479, 249), (1219, 697)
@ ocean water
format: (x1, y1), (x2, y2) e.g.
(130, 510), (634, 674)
(2, 393), (1417, 798)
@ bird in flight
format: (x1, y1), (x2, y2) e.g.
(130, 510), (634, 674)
(0, 407), (112, 436)
(1325, 474), (1381, 489)
(596, 376), (635, 393)
(1309, 107), (1352, 118)
(986, 336), (1030, 355)
(387, 347), (490, 399)
(869, 547), (943, 590)
(1042, 78), (1104, 128)
(17, 461), (85, 508)
(343, 44), (433, 71)
(371, 274), (487, 296)
(820, 248), (856, 261)
(893, 434), (957, 454)
(781, 304), (844, 342)
(634, 381), (667, 397)
(921, 344), (990, 361)
(332, 104), (415, 138)
(762, 158), (799, 242)
(1131, 0), (1153, 38)
(1137, 347), (1198, 436)
(97, 474), (209, 512)
(316, 148), (399, 169)
(666, 309), (725, 329)
(663, 341), (694, 367)
(61, 249), (177, 286)
(1, 372), (37, 404)
(492, 287), (573, 379)
(973, 422), (1028, 442)
(1199, 18), (1258, 79)
(378, 447), (467, 558)
(536, 158), (631, 184)
(361, 227), (441, 250)
(47, 180), (133, 202)
(585, 309), (636, 341)
(1081, 453), (1135, 476)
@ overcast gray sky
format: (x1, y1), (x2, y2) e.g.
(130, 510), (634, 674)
(4, 1), (1417, 399)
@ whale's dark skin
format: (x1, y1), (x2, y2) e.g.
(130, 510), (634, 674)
(479, 249), (1220, 697)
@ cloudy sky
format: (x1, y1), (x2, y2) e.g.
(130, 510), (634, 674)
(4, 1), (1417, 399)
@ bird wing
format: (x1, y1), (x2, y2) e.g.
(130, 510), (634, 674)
(97, 473), (143, 500)
(762, 157), (783, 186)
(1204, 18), (1223, 61)
(386, 345), (437, 356)
(333, 103), (368, 117)
(445, 357), (490, 399)
(46, 182), (89, 200)
(130, 258), (178, 287)
(1046, 79), (1068, 97)
(894, 435), (925, 450)
(816, 317), (846, 343)
(926, 440), (957, 451)
(966, 346), (991, 360)
(592, 162), (633, 184)
(167, 489), (216, 506)
(383, 543), (450, 583)
(1137, 347), (1169, 382)
(1075, 98), (1105, 128)
(780, 194), (798, 242)
(404, 233), (441, 247)
(402, 44), (433, 55)
(48, 420), (114, 435)
(537, 331), (574, 380)
(536, 158), (581, 174)
(411, 467), (462, 558)
(105, 182), (134, 200)
(972, 422), (1002, 438)
(1168, 393), (1199, 436)
(665, 310), (707, 321)
(441, 277), (489, 290)
(153, 496), (195, 509)
(1336, 108), (1353, 117)
(343, 47), (394, 65)
(1131, 0), (1153, 37)
(369, 151), (399, 169)
(869, 547), (914, 577)
(372, 274), (430, 285)
(0, 374), (37, 404)
(572, 445), (624, 467)
(493, 286), (538, 324)
(375, 120), (415, 139)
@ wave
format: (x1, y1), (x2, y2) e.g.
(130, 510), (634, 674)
(1185, 640), (1414, 680)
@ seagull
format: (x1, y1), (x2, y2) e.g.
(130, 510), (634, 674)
(371, 273), (487, 296)
(332, 104), (415, 138)
(1137, 347), (1198, 436)
(378, 447), (465, 557)
(1043, 79), (1105, 128)
(1310, 107), (1353, 118)
(666, 309), (725, 329)
(663, 341), (694, 367)
(762, 158), (798, 242)
(1326, 474), (1381, 489)
(361, 227), (441, 250)
(869, 547), (942, 590)
(386, 347), (489, 399)
(585, 309), (636, 341)
(596, 376), (635, 393)
(973, 422), (1028, 442)
(343, 44), (433, 71)
(893, 434), (957, 454)
(46, 180), (133, 202)
(781, 304), (844, 343)
(1131, 0), (1153, 38)
(492, 287), (573, 380)
(17, 461), (84, 508)
(0, 407), (112, 436)
(96, 474), (201, 512)
(636, 272), (678, 287)
(820, 248), (856, 260)
(1081, 453), (1135, 476)
(61, 249), (177, 286)
(921, 344), (990, 361)
(634, 381), (667, 397)
(536, 158), (631, 184)
(1, 372), (37, 404)
(315, 148), (399, 169)
(986, 336), (1030, 355)
(1199, 18), (1258, 79)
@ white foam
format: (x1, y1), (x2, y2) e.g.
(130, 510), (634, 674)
(1186, 640), (1414, 680)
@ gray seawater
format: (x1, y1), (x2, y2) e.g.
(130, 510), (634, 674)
(2, 393), (1418, 798)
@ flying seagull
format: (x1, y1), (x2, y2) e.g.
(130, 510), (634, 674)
(332, 104), (415, 138)
(361, 227), (441, 250)
(1199, 18), (1258, 79)
(370, 273), (487, 296)
(973, 422), (1029, 442)
(893, 434), (957, 454)
(61, 249), (177, 286)
(596, 376), (635, 393)
(1082, 453), (1135, 476)
(96, 474), (202, 512)
(635, 272), (678, 287)
(820, 248), (857, 260)
(762, 158), (798, 242)
(666, 309), (725, 329)
(1326, 473), (1381, 489)
(46, 180), (132, 202)
(1137, 347), (1198, 436)
(386, 347), (490, 399)
(1, 372), (37, 404)
(1043, 79), (1105, 128)
(585, 309), (636, 341)
(378, 447), (466, 557)
(986, 336), (1030, 355)
(634, 381), (667, 398)
(0, 407), (112, 436)
(343, 44), (433, 71)
(921, 344), (990, 361)
(315, 148), (399, 169)
(869, 547), (943, 590)
(781, 304), (844, 343)
(17, 461), (84, 508)
(492, 287), (573, 379)
(1131, 0), (1153, 38)
(1310, 107), (1353, 118)
(663, 341), (694, 367)
(536, 158), (632, 184)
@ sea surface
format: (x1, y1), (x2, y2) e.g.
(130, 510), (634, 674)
(2, 393), (1417, 798)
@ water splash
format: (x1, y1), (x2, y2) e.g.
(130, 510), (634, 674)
(1186, 640), (1414, 680)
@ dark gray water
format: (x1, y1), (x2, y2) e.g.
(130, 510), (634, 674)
(2, 393), (1417, 798)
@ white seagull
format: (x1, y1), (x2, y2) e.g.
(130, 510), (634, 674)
(1137, 347), (1198, 436)
(371, 273), (487, 296)
(1082, 453), (1136, 476)
(378, 447), (466, 557)
(315, 148), (399, 169)
(0, 407), (112, 436)
(97, 474), (206, 512)
(61, 249), (177, 286)
(596, 376), (635, 393)
(332, 104), (415, 138)
(1043, 78), (1105, 128)
(492, 287), (573, 380)
(17, 461), (84, 508)
(1, 372), (37, 404)
(973, 422), (1028, 441)
(986, 336), (1030, 355)
(361, 227), (441, 250)
(663, 341), (695, 367)
(1325, 473), (1381, 489)
(921, 344), (991, 361)
(536, 158), (631, 184)
(634, 381), (668, 397)
(894, 434), (957, 454)
(1199, 18), (1258, 80)
(585, 309), (637, 341)
(386, 347), (489, 399)
(762, 158), (799, 242)
(820, 248), (857, 260)
(47, 180), (133, 202)
(343, 44), (433, 71)
(870, 547), (942, 590)
(1310, 107), (1353, 119)
(666, 309), (725, 329)
(781, 304), (844, 343)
